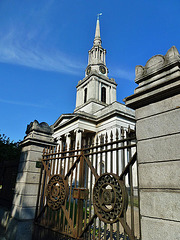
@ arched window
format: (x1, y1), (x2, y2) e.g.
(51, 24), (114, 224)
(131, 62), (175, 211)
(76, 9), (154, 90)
(101, 87), (106, 103)
(84, 88), (87, 103)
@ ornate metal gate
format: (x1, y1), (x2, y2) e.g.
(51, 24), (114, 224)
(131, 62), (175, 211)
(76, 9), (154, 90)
(33, 128), (140, 239)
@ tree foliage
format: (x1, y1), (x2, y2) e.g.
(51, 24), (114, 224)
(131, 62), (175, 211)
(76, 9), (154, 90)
(0, 133), (21, 163)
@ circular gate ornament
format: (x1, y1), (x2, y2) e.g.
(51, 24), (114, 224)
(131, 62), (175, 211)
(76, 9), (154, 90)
(46, 174), (68, 210)
(93, 173), (128, 224)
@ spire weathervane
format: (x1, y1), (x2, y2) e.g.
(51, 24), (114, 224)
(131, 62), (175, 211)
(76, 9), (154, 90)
(97, 13), (102, 20)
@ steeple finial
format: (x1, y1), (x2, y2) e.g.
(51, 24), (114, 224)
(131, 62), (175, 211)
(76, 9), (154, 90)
(97, 13), (102, 20)
(94, 13), (102, 46)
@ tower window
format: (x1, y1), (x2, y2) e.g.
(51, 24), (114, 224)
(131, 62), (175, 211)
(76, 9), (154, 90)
(101, 87), (106, 103)
(84, 88), (87, 103)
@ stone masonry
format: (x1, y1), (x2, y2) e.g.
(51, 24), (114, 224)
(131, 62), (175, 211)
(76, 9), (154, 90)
(5, 120), (56, 240)
(125, 46), (180, 239)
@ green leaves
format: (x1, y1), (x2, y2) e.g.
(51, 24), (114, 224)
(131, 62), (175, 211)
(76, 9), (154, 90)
(0, 133), (21, 163)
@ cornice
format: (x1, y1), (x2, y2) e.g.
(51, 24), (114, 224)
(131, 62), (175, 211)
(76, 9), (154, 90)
(20, 137), (57, 148)
(54, 104), (135, 132)
(76, 71), (117, 88)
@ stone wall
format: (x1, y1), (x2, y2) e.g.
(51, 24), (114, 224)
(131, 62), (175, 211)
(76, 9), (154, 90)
(125, 46), (180, 239)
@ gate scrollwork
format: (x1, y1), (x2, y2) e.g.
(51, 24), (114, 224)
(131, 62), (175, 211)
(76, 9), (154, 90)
(93, 173), (128, 224)
(46, 174), (68, 210)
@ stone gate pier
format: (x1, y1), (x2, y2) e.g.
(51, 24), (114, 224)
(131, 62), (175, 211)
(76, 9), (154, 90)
(5, 120), (55, 240)
(125, 46), (180, 239)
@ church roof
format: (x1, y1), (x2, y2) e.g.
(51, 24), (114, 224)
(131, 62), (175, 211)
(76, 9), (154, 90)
(53, 101), (134, 132)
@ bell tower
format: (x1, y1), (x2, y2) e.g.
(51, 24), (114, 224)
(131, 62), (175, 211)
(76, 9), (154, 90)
(75, 14), (117, 114)
(86, 13), (108, 77)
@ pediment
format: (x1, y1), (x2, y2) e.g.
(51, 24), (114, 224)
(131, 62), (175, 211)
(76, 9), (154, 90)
(53, 114), (75, 128)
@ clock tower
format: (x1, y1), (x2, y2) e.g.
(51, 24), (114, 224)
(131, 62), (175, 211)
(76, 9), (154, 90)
(86, 14), (108, 77)
(75, 15), (117, 114)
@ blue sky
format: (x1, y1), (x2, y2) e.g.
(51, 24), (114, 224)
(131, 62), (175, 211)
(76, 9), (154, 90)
(1, 0), (180, 142)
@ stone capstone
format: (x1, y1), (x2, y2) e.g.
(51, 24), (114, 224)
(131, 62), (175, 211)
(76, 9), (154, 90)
(124, 46), (180, 109)
(135, 46), (180, 83)
(25, 120), (53, 135)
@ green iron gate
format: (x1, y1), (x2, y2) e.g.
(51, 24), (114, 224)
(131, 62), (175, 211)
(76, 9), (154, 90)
(33, 128), (140, 239)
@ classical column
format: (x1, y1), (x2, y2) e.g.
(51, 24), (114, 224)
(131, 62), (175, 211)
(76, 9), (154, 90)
(88, 50), (91, 64)
(74, 129), (84, 149)
(76, 89), (79, 108)
(93, 49), (95, 58)
(96, 79), (99, 100)
(125, 46), (180, 239)
(111, 86), (116, 102)
(103, 49), (106, 64)
(106, 86), (110, 104)
(65, 133), (71, 150)
(99, 81), (102, 102)
(56, 136), (63, 151)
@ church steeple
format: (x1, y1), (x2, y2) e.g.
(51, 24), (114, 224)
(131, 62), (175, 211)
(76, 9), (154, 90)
(86, 14), (107, 77)
(94, 14), (102, 46)
(75, 15), (117, 114)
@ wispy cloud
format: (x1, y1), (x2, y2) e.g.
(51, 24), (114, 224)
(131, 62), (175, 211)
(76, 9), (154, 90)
(0, 26), (134, 80)
(0, 28), (85, 76)
(110, 68), (135, 81)
(0, 98), (46, 108)
(0, 1), (133, 80)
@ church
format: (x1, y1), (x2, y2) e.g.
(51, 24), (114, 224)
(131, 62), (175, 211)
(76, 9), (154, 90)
(8, 16), (138, 240)
(5, 15), (179, 240)
(52, 16), (135, 155)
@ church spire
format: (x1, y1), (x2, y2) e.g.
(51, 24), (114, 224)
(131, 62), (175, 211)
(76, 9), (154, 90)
(94, 13), (102, 46)
(75, 14), (117, 113)
(86, 14), (108, 77)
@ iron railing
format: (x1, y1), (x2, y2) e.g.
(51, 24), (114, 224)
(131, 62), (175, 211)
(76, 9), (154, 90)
(34, 127), (140, 240)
